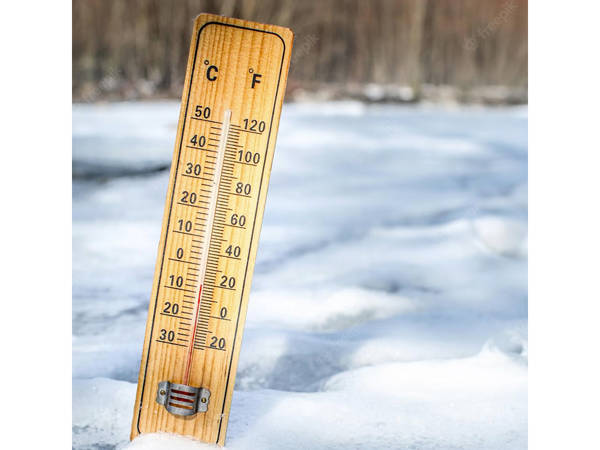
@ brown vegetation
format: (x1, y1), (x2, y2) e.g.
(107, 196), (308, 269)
(73, 0), (527, 103)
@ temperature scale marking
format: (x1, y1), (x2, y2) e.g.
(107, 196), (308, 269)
(131, 14), (293, 445)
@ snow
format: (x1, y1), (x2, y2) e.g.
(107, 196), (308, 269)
(73, 100), (527, 449)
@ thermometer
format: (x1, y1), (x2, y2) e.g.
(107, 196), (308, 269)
(131, 13), (293, 445)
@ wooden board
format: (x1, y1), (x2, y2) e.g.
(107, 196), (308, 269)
(131, 13), (293, 445)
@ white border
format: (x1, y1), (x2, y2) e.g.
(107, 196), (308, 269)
(0, 1), (72, 446)
(530, 1), (600, 448)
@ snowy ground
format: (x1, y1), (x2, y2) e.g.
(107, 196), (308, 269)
(73, 101), (528, 449)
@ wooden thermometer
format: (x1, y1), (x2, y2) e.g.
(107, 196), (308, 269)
(131, 14), (293, 445)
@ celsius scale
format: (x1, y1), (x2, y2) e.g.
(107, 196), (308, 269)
(131, 14), (293, 445)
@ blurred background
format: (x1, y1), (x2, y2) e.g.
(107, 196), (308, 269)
(73, 0), (527, 104)
(73, 1), (528, 449)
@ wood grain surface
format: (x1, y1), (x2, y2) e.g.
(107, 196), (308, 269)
(130, 13), (293, 445)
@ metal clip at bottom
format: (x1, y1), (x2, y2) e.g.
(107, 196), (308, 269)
(156, 381), (211, 416)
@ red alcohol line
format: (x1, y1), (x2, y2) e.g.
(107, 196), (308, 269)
(183, 283), (203, 384)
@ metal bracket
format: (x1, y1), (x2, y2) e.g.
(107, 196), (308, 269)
(156, 381), (211, 416)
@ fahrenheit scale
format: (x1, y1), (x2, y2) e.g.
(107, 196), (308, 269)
(131, 14), (293, 445)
